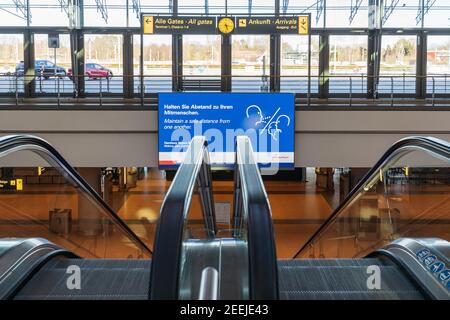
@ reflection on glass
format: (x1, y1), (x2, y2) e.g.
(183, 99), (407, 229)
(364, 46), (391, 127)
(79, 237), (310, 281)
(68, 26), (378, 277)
(329, 35), (367, 94)
(381, 1), (419, 28)
(0, 149), (149, 259)
(326, 0), (369, 28)
(34, 34), (73, 94)
(0, 34), (23, 94)
(232, 35), (270, 92)
(280, 35), (319, 94)
(379, 35), (417, 94)
(427, 36), (450, 95)
(134, 34), (172, 93)
(424, 0), (450, 28)
(183, 35), (221, 76)
(284, 0), (325, 28)
(301, 149), (450, 259)
(84, 34), (123, 94)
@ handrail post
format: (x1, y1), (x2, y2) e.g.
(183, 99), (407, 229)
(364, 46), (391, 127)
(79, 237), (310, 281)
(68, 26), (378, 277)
(141, 75), (145, 107)
(445, 74), (447, 94)
(402, 72), (405, 94)
(15, 74), (18, 106)
(349, 76), (352, 107)
(361, 73), (364, 93)
(99, 78), (103, 107)
(432, 76), (435, 107)
(307, 75), (311, 107)
(391, 76), (394, 107)
(57, 76), (60, 108)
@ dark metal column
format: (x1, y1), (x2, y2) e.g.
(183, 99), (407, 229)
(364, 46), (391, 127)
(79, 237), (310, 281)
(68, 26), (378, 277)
(367, 0), (381, 99)
(23, 30), (35, 97)
(172, 35), (183, 91)
(271, 0), (281, 92)
(70, 30), (85, 97)
(318, 33), (329, 99)
(123, 31), (134, 98)
(23, 0), (34, 97)
(221, 34), (232, 91)
(70, 0), (84, 98)
(367, 29), (381, 98)
(416, 32), (427, 99)
(270, 34), (281, 92)
(172, 0), (182, 91)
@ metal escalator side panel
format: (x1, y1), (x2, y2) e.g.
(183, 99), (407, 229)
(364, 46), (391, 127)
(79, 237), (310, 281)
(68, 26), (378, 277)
(0, 238), (78, 300)
(235, 136), (279, 300)
(150, 136), (216, 300)
(179, 238), (249, 300)
(372, 237), (450, 299)
(0, 135), (152, 258)
(293, 136), (450, 259)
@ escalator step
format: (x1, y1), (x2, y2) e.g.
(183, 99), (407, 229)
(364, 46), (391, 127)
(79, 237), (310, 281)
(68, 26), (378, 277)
(278, 259), (424, 300)
(14, 258), (151, 300)
(279, 258), (388, 267)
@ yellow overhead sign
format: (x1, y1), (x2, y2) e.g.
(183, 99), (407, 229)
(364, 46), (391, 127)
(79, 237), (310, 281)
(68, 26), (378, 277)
(143, 16), (217, 34)
(0, 179), (23, 191)
(143, 16), (154, 34)
(298, 16), (309, 35)
(16, 179), (23, 191)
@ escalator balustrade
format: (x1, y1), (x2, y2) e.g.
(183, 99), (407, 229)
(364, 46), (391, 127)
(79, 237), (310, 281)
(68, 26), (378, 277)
(0, 135), (449, 300)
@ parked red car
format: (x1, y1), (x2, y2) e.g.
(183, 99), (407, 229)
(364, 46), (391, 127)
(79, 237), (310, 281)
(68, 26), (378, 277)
(68, 63), (113, 80)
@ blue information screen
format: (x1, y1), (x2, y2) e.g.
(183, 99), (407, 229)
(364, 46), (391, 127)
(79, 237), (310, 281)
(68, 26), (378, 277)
(158, 93), (295, 168)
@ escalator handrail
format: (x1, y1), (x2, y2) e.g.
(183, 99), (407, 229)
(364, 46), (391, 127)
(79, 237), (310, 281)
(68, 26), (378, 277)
(0, 134), (152, 257)
(150, 136), (215, 299)
(235, 136), (279, 300)
(293, 136), (450, 259)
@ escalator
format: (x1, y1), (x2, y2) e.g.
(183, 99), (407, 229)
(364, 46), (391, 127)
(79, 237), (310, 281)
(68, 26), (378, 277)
(235, 136), (450, 300)
(0, 134), (449, 300)
(0, 135), (155, 299)
(0, 135), (231, 300)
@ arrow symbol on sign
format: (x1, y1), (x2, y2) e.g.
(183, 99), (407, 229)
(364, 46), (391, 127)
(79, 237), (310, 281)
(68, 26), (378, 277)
(146, 18), (151, 24)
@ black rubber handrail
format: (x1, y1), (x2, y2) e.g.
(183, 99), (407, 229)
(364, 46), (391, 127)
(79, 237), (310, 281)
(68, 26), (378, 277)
(293, 136), (450, 259)
(149, 136), (216, 299)
(234, 136), (279, 300)
(0, 134), (152, 257)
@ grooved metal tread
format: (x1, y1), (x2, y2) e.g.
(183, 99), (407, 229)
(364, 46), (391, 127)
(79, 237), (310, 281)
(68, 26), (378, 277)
(14, 258), (152, 300)
(278, 259), (425, 300)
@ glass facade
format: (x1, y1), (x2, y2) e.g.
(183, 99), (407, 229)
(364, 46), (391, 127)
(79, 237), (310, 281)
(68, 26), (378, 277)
(84, 34), (123, 93)
(379, 35), (417, 94)
(0, 1), (449, 97)
(232, 35), (270, 92)
(329, 35), (368, 94)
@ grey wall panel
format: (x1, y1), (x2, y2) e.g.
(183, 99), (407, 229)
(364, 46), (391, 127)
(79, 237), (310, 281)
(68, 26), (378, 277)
(0, 133), (158, 167)
(295, 111), (450, 132)
(295, 133), (450, 167)
(0, 110), (448, 167)
(0, 110), (157, 132)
